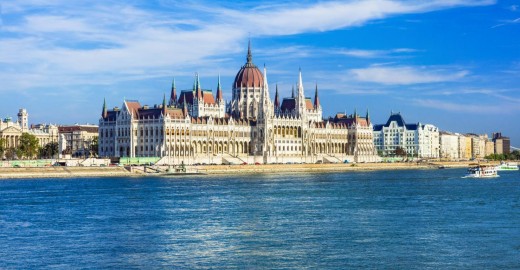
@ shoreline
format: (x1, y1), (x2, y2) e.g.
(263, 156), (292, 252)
(0, 161), (498, 179)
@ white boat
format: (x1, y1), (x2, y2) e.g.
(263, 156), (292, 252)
(464, 165), (499, 178)
(496, 162), (519, 171)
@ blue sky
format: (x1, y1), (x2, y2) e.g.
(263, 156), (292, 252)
(1, 0), (519, 145)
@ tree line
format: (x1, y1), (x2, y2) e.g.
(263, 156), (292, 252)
(485, 151), (520, 161)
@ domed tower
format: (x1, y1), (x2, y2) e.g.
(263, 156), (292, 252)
(231, 40), (264, 119)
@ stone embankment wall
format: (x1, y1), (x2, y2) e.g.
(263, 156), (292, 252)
(193, 161), (485, 175)
(0, 166), (131, 179)
(0, 161), (496, 179)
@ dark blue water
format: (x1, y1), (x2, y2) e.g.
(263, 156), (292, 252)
(1, 169), (519, 269)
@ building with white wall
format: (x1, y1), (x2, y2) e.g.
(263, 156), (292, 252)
(373, 113), (439, 159)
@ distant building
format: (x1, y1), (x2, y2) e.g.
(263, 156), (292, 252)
(485, 139), (495, 157)
(373, 113), (439, 158)
(439, 131), (460, 160)
(58, 125), (99, 157)
(467, 134), (488, 159)
(0, 109), (58, 152)
(492, 132), (510, 155)
(462, 135), (473, 160)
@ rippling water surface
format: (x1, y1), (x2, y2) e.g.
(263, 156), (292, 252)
(1, 169), (519, 269)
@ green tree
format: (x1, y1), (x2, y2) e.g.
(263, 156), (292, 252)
(394, 147), (407, 157)
(0, 138), (5, 159)
(5, 148), (16, 160)
(90, 136), (99, 157)
(17, 133), (40, 159)
(511, 150), (520, 160)
(40, 142), (59, 159)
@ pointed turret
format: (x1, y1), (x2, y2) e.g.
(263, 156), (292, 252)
(102, 98), (108, 118)
(259, 65), (271, 120)
(262, 65), (270, 100)
(216, 74), (223, 103)
(313, 83), (320, 109)
(162, 93), (167, 114)
(366, 108), (370, 124)
(246, 39), (253, 65)
(291, 85), (295, 98)
(169, 77), (177, 106)
(274, 84), (280, 108)
(296, 68), (306, 117)
(195, 73), (202, 100)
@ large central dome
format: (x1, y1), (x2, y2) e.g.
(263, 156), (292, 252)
(233, 42), (264, 88)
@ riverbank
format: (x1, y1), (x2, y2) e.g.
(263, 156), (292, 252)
(192, 161), (495, 175)
(0, 161), (498, 179)
(0, 166), (132, 179)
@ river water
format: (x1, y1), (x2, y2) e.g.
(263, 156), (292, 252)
(1, 168), (519, 269)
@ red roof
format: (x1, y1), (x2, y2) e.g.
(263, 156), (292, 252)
(125, 101), (141, 118)
(58, 126), (98, 133)
(203, 91), (215, 104)
(234, 64), (264, 88)
(305, 99), (313, 110)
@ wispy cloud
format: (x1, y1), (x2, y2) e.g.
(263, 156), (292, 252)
(348, 66), (469, 85)
(337, 48), (418, 58)
(412, 98), (519, 114)
(0, 0), (495, 91)
(432, 88), (520, 103)
(219, 0), (495, 36)
(491, 17), (520, 28)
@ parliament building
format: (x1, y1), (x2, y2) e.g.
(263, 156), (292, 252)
(98, 43), (380, 164)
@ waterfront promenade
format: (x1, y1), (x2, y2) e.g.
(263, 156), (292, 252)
(0, 161), (498, 179)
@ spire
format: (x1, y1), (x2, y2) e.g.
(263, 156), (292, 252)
(195, 73), (202, 100)
(274, 84), (280, 108)
(291, 85), (295, 98)
(313, 83), (320, 109)
(262, 65), (269, 100)
(216, 74), (223, 102)
(102, 98), (107, 118)
(366, 108), (370, 124)
(297, 67), (304, 99)
(354, 108), (357, 117)
(162, 93), (167, 114)
(170, 77), (177, 106)
(246, 39), (253, 65)
(296, 68), (306, 116)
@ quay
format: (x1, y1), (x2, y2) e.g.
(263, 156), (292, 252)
(0, 161), (499, 179)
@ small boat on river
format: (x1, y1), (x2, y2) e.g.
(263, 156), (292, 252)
(464, 164), (499, 178)
(496, 162), (519, 171)
(161, 163), (203, 176)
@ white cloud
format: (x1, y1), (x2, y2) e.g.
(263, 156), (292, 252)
(412, 99), (519, 113)
(349, 66), (469, 85)
(491, 17), (520, 28)
(338, 48), (418, 58)
(433, 88), (520, 103)
(219, 0), (495, 36)
(0, 0), (494, 92)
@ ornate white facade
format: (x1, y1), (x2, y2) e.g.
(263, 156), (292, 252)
(99, 43), (380, 164)
(373, 113), (439, 159)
